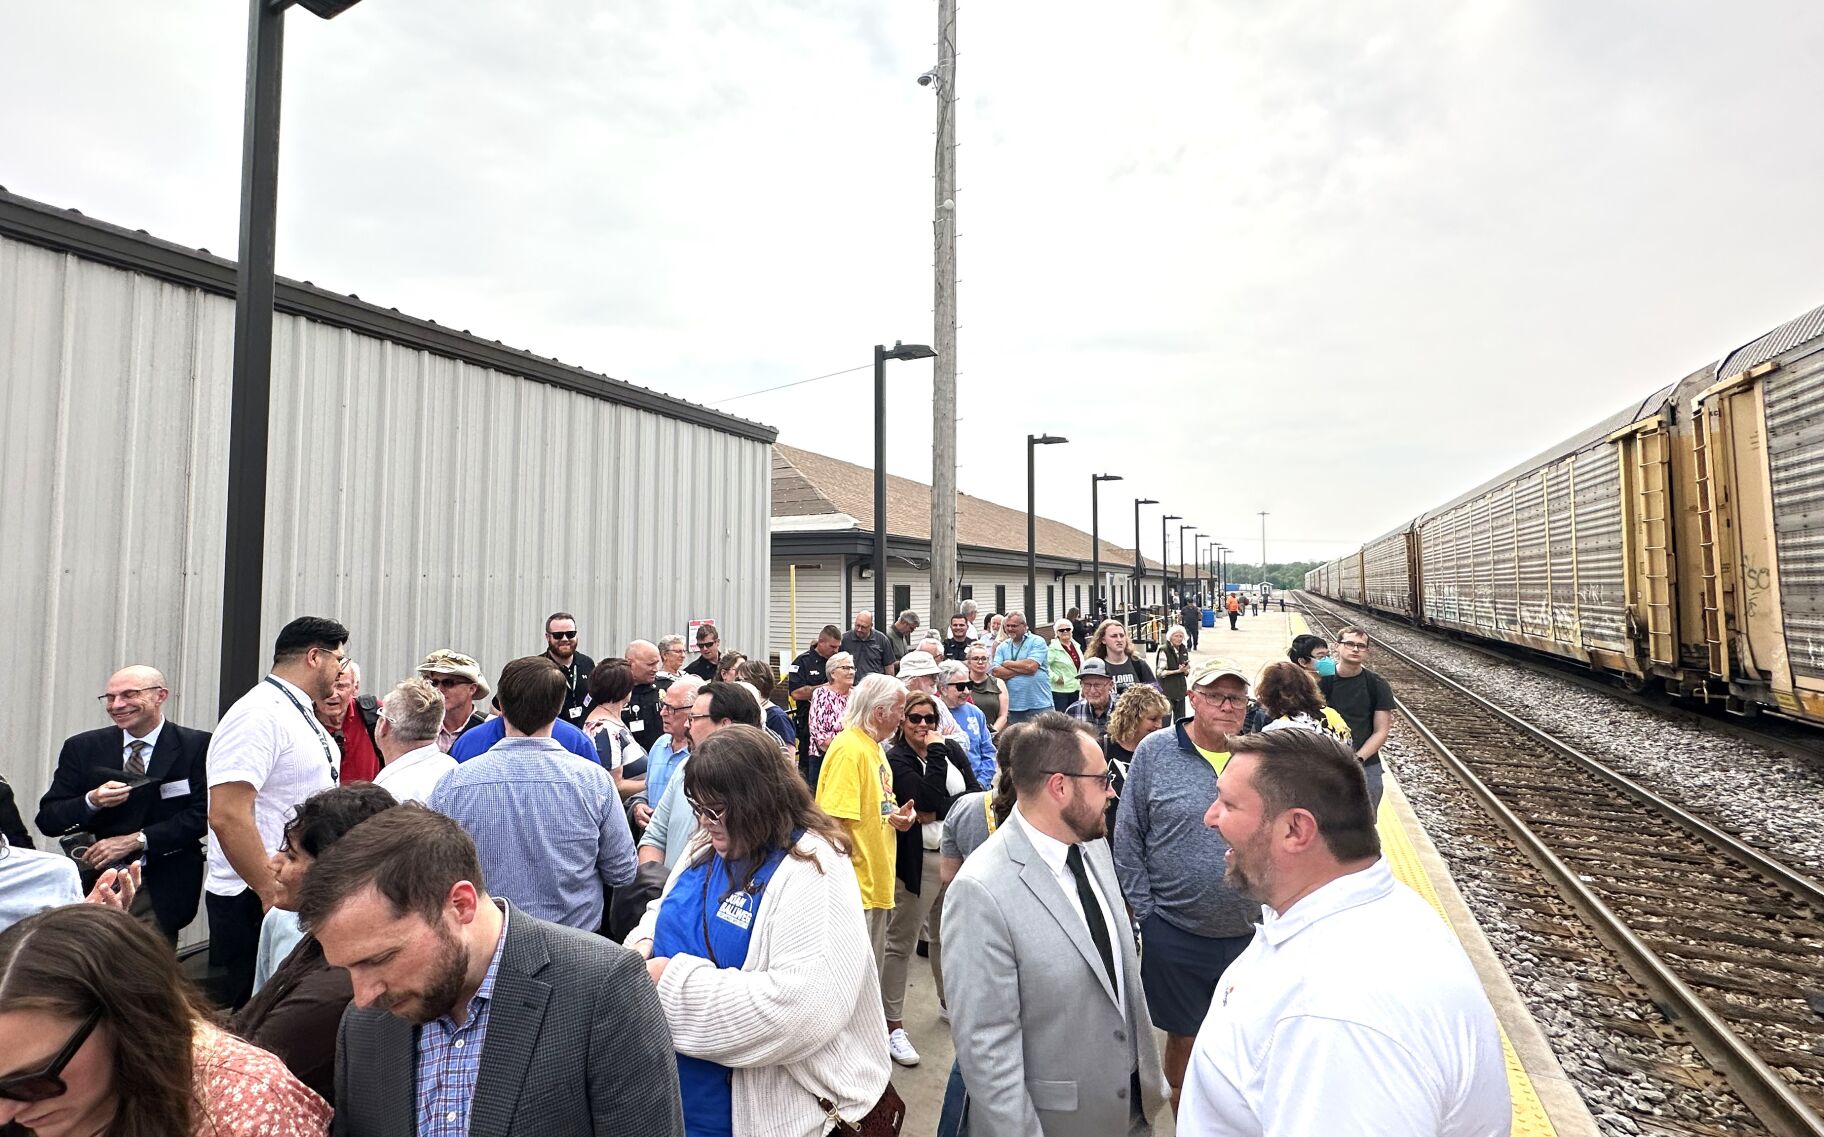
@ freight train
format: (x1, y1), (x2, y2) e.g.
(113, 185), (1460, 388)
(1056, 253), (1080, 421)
(1305, 300), (1824, 726)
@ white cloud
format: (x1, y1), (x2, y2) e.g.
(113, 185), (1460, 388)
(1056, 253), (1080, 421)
(5, 1), (1823, 564)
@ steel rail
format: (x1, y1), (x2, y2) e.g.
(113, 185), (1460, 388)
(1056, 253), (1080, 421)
(1296, 593), (1824, 1137)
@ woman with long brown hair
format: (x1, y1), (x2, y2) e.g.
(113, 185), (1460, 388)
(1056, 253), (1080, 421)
(627, 725), (891, 1137)
(1084, 618), (1157, 695)
(1254, 661), (1352, 744)
(0, 905), (329, 1137)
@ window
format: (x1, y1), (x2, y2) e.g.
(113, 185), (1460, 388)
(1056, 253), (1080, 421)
(959, 584), (973, 601)
(893, 585), (912, 616)
(994, 584), (1007, 615)
(1046, 585), (1055, 623)
(1074, 584), (1083, 612)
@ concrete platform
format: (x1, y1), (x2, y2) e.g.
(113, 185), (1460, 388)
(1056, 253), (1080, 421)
(893, 605), (1596, 1136)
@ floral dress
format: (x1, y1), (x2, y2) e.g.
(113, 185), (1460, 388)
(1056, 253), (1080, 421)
(809, 685), (851, 756)
(193, 1024), (331, 1137)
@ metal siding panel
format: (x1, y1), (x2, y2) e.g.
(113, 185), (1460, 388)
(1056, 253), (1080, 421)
(1571, 448), (1629, 651)
(1515, 474), (1550, 637)
(1763, 350), (1824, 679)
(770, 560), (844, 657)
(1719, 301), (1824, 380)
(1490, 488), (1517, 630)
(1363, 531), (1410, 615)
(1547, 462), (1576, 643)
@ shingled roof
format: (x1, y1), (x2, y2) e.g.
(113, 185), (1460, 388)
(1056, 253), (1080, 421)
(773, 443), (1160, 569)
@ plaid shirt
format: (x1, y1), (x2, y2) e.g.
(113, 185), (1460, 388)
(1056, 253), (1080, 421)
(1065, 697), (1111, 741)
(416, 904), (510, 1137)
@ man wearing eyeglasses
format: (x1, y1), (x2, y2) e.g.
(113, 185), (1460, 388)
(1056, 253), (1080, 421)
(635, 682), (762, 868)
(542, 612), (596, 726)
(36, 664), (210, 944)
(1113, 658), (1260, 1116)
(1317, 626), (1395, 812)
(945, 712), (1169, 1136)
(416, 648), (493, 753)
(205, 615), (350, 1008)
(625, 677), (703, 831)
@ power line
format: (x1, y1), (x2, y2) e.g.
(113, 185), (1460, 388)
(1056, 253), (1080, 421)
(709, 362), (872, 405)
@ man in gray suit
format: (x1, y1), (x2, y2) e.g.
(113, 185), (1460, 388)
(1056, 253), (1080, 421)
(944, 712), (1168, 1136)
(299, 804), (684, 1137)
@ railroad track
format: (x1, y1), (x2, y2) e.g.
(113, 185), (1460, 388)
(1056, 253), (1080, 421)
(1295, 593), (1824, 1137)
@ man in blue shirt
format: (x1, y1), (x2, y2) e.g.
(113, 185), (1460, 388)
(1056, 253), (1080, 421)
(429, 657), (637, 931)
(626, 676), (701, 831)
(991, 611), (1052, 725)
(448, 707), (599, 764)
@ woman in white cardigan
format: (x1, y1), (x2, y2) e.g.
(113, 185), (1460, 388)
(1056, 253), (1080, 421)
(627, 725), (893, 1136)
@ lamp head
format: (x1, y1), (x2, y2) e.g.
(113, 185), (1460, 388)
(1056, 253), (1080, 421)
(1094, 473), (1123, 483)
(1137, 498), (1158, 506)
(291, 0), (366, 16)
(1029, 434), (1068, 446)
(882, 341), (936, 362)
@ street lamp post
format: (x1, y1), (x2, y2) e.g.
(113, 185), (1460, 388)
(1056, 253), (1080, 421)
(1026, 434), (1069, 618)
(1259, 510), (1270, 588)
(219, 0), (368, 714)
(1090, 474), (1122, 619)
(1160, 514), (1181, 614)
(1133, 498), (1158, 621)
(873, 341), (937, 623)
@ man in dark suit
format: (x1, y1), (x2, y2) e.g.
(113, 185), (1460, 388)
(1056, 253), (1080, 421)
(36, 665), (208, 941)
(301, 803), (683, 1137)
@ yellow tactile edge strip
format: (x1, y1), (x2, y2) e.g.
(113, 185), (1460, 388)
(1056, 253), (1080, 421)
(1289, 611), (1592, 1137)
(1379, 797), (1561, 1137)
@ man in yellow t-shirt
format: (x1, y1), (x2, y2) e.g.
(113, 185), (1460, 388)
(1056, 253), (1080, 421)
(815, 673), (915, 963)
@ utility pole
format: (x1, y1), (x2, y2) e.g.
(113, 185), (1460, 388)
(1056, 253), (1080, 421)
(928, 0), (960, 627)
(1259, 511), (1269, 586)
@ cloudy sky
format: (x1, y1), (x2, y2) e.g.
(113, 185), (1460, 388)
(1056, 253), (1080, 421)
(6, 1), (1824, 566)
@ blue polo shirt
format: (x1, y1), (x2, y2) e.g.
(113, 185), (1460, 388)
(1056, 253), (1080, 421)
(449, 717), (599, 764)
(993, 634), (1053, 712)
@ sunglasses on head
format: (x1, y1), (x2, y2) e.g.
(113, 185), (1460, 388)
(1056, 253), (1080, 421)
(0, 1008), (102, 1103)
(905, 712), (940, 725)
(548, 630), (577, 640)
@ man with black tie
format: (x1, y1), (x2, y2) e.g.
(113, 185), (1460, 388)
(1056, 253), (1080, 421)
(36, 665), (209, 942)
(944, 712), (1168, 1136)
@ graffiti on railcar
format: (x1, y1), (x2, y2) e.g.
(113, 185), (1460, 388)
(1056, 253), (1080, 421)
(1741, 554), (1773, 618)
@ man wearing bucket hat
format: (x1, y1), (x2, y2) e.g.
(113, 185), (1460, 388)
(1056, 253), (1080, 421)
(1113, 657), (1259, 1115)
(416, 649), (492, 753)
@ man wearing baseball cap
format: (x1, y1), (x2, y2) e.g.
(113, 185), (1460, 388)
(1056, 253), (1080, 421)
(1113, 657), (1259, 1115)
(1065, 657), (1116, 741)
(415, 649), (492, 753)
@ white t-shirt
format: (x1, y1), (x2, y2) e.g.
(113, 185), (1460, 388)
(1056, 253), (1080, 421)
(1178, 858), (1510, 1137)
(373, 742), (458, 805)
(0, 846), (82, 933)
(204, 676), (338, 897)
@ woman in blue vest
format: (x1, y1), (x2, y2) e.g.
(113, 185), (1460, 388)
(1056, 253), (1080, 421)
(628, 725), (893, 1137)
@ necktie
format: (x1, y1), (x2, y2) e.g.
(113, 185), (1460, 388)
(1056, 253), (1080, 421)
(126, 740), (149, 777)
(1066, 844), (1118, 989)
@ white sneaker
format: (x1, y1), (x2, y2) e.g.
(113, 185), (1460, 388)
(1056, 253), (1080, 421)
(888, 1028), (921, 1067)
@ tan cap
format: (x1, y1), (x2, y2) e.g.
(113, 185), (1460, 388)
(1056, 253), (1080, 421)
(1190, 658), (1250, 689)
(417, 649), (492, 700)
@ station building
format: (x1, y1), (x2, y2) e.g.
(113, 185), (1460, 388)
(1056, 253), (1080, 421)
(769, 443), (1166, 658)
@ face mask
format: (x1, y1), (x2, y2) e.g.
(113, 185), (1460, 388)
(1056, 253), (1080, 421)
(1316, 656), (1338, 677)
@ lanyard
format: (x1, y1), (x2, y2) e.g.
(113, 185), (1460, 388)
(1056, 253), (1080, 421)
(265, 677), (339, 783)
(984, 791), (997, 833)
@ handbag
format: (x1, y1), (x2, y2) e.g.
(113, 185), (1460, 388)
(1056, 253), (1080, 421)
(819, 1082), (906, 1136)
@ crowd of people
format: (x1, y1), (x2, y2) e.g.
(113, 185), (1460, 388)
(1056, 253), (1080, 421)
(0, 601), (1502, 1137)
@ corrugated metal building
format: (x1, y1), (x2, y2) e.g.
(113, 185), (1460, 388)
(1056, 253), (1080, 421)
(769, 444), (1162, 656)
(0, 189), (775, 836)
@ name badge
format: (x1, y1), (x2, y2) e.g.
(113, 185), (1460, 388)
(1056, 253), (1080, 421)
(159, 780), (189, 800)
(626, 718), (645, 734)
(716, 893), (754, 930)
(567, 706), (583, 720)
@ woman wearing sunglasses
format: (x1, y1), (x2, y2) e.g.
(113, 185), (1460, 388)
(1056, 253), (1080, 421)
(881, 691), (981, 1069)
(626, 725), (891, 1137)
(0, 905), (329, 1137)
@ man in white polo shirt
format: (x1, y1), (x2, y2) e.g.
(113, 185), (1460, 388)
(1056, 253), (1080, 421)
(371, 676), (457, 805)
(205, 615), (349, 1010)
(1180, 728), (1509, 1137)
